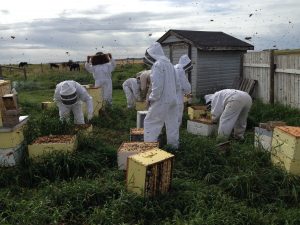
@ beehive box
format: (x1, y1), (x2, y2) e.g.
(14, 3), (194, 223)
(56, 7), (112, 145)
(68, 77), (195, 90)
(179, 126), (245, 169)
(82, 85), (103, 116)
(254, 127), (273, 151)
(126, 148), (174, 197)
(74, 124), (93, 134)
(118, 141), (159, 170)
(41, 101), (56, 110)
(2, 109), (20, 127)
(137, 110), (148, 128)
(187, 105), (208, 120)
(2, 94), (18, 110)
(28, 135), (77, 159)
(271, 126), (300, 175)
(187, 119), (217, 136)
(0, 80), (11, 111)
(130, 128), (144, 142)
(260, 121), (286, 131)
(0, 143), (25, 167)
(135, 101), (147, 111)
(0, 110), (2, 127)
(0, 116), (28, 148)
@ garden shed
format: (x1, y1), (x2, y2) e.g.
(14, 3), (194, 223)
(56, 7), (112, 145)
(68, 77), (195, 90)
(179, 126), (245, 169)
(157, 29), (254, 97)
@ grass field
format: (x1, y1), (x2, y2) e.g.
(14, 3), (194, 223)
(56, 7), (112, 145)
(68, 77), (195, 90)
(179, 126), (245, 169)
(0, 64), (300, 225)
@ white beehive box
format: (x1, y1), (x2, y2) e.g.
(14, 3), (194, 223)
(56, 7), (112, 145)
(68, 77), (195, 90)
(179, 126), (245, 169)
(117, 142), (159, 170)
(187, 119), (217, 136)
(137, 111), (148, 128)
(254, 127), (273, 151)
(0, 143), (25, 167)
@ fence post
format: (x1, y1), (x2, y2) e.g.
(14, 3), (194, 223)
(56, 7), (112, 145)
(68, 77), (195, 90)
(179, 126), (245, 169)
(40, 63), (43, 73)
(23, 68), (27, 80)
(269, 50), (275, 104)
(0, 65), (2, 77)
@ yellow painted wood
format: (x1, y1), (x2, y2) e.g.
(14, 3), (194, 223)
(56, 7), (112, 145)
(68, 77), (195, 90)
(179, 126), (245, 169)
(41, 101), (56, 110)
(126, 148), (174, 196)
(0, 80), (11, 111)
(126, 160), (146, 195)
(135, 101), (147, 111)
(0, 126), (24, 148)
(272, 127), (300, 160)
(28, 135), (77, 159)
(187, 105), (207, 120)
(271, 150), (300, 175)
(82, 85), (103, 117)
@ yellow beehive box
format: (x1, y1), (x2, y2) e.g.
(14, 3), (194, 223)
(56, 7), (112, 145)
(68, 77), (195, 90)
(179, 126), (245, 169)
(82, 85), (103, 117)
(0, 125), (25, 148)
(118, 141), (159, 170)
(272, 126), (300, 160)
(130, 128), (144, 142)
(126, 148), (174, 197)
(41, 101), (56, 110)
(74, 124), (93, 134)
(271, 150), (300, 175)
(28, 135), (77, 159)
(135, 101), (147, 111)
(187, 105), (208, 120)
(271, 126), (300, 175)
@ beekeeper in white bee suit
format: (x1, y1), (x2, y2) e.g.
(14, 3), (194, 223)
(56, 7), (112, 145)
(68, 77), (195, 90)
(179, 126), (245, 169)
(54, 80), (93, 124)
(174, 54), (192, 126)
(204, 89), (252, 141)
(122, 77), (141, 109)
(143, 42), (180, 148)
(136, 70), (152, 101)
(84, 53), (116, 105)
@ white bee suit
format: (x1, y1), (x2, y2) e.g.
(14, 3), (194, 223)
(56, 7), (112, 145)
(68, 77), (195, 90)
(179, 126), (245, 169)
(122, 78), (141, 108)
(85, 58), (116, 105)
(54, 80), (93, 124)
(143, 42), (180, 148)
(175, 55), (192, 126)
(205, 89), (252, 139)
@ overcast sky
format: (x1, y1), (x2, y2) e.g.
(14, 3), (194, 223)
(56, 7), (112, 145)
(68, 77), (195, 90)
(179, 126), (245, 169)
(0, 0), (299, 64)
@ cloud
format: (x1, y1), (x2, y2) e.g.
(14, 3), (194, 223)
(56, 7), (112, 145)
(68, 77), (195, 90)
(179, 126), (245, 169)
(0, 10), (9, 15)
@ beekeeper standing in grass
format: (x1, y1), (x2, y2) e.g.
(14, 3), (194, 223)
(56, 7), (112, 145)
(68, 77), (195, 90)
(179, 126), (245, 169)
(122, 77), (141, 109)
(204, 89), (252, 142)
(85, 52), (116, 106)
(54, 80), (93, 124)
(143, 42), (180, 149)
(174, 54), (192, 126)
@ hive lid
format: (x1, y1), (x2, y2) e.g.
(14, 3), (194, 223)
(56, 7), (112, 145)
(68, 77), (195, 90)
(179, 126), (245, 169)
(276, 126), (300, 138)
(129, 148), (174, 165)
(118, 141), (158, 152)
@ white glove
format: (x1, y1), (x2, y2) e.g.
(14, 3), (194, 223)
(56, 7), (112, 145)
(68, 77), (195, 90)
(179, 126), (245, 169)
(87, 113), (93, 121)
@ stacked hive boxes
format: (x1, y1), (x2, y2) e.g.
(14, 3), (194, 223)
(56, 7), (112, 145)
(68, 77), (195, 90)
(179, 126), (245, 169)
(82, 85), (103, 116)
(126, 148), (174, 197)
(271, 126), (300, 175)
(2, 94), (20, 127)
(117, 141), (159, 170)
(28, 135), (78, 159)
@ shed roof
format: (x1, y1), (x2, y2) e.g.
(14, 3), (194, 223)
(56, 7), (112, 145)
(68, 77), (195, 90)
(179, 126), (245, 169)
(157, 29), (254, 51)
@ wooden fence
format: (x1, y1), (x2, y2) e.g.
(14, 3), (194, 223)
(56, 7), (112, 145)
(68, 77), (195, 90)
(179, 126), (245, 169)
(0, 65), (27, 80)
(243, 50), (300, 109)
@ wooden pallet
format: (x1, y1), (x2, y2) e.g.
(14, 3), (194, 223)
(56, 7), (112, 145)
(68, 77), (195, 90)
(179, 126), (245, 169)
(233, 77), (257, 96)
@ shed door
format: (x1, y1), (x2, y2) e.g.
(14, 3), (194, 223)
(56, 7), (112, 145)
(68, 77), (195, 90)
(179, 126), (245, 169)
(197, 51), (242, 96)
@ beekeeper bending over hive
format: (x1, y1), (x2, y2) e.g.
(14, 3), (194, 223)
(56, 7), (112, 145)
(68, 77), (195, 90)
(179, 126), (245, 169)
(122, 77), (141, 109)
(143, 42), (180, 149)
(136, 70), (151, 101)
(204, 89), (252, 141)
(54, 80), (93, 124)
(174, 54), (192, 126)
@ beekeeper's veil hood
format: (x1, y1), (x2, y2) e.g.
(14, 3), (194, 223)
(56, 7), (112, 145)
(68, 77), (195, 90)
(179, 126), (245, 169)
(143, 42), (169, 66)
(60, 81), (78, 105)
(204, 94), (214, 105)
(179, 54), (193, 72)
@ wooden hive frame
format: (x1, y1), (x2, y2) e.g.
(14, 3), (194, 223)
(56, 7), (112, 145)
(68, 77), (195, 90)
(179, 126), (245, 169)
(130, 128), (144, 142)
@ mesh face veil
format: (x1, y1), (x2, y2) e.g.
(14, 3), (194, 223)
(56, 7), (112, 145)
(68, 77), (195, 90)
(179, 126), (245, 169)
(143, 50), (156, 66)
(60, 92), (78, 105)
(183, 61), (193, 72)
